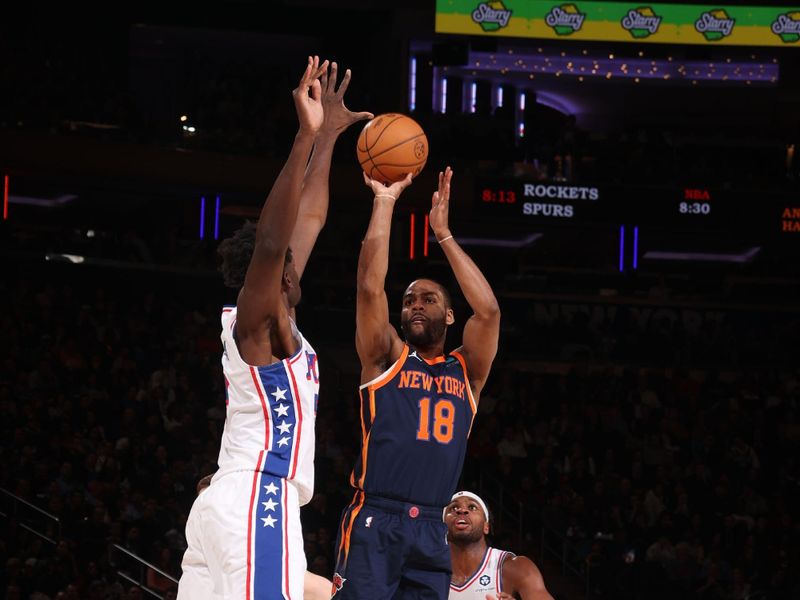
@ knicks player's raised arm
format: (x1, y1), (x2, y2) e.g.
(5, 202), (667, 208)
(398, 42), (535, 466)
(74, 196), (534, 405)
(289, 63), (373, 281)
(355, 172), (413, 382)
(429, 168), (500, 398)
(235, 57), (328, 365)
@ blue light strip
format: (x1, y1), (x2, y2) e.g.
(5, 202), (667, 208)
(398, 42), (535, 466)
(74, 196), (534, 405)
(199, 196), (206, 240)
(214, 196), (221, 240)
(619, 225), (625, 272)
(633, 226), (639, 270)
(409, 57), (417, 112)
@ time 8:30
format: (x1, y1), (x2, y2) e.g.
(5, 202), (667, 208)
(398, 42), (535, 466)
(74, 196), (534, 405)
(679, 201), (711, 215)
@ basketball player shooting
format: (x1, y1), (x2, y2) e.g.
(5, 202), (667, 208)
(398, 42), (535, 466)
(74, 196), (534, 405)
(332, 167), (501, 599)
(177, 56), (371, 600)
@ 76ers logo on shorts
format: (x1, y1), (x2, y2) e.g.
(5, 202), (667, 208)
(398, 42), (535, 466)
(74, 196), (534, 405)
(332, 573), (347, 595)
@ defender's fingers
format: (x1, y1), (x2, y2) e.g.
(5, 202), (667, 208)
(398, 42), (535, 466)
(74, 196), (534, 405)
(327, 62), (338, 93)
(336, 68), (352, 98)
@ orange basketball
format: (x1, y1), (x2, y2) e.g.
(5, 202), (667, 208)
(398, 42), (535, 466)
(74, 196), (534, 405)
(356, 113), (428, 185)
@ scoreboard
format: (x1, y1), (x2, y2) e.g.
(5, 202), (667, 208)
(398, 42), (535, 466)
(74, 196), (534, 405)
(475, 178), (799, 237)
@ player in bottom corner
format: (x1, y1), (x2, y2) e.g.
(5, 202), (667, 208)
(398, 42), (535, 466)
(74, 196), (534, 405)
(445, 491), (554, 600)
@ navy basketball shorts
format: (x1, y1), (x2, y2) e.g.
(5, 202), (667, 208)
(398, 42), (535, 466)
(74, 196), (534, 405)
(332, 492), (451, 600)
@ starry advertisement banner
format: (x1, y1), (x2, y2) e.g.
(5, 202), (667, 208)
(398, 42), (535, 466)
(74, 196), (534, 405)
(435, 1), (800, 47)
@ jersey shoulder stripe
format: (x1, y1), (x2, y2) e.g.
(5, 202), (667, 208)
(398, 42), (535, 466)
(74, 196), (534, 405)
(359, 344), (410, 391)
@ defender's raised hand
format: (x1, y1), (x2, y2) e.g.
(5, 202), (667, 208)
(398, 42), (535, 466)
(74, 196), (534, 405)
(293, 55), (330, 135)
(430, 166), (454, 241)
(319, 62), (373, 136)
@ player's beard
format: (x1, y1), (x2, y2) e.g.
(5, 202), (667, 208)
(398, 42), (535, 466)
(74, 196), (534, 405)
(448, 525), (484, 546)
(401, 314), (447, 349)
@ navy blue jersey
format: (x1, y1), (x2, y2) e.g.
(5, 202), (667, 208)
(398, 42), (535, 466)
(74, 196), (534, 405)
(350, 344), (477, 507)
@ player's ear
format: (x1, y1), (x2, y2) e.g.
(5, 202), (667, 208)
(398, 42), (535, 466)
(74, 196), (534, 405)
(445, 307), (455, 326)
(483, 521), (490, 535)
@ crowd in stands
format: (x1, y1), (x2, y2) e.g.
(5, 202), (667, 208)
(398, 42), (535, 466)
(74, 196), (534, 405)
(0, 256), (797, 599)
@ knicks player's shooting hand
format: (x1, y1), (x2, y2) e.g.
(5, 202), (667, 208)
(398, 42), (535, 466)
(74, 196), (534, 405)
(293, 55), (329, 135)
(362, 171), (413, 201)
(430, 166), (453, 240)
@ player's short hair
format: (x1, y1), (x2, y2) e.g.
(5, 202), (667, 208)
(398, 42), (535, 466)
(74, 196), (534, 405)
(218, 221), (293, 289)
(435, 280), (453, 310)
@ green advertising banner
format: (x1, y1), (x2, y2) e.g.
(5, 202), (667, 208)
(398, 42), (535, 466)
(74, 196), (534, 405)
(435, 1), (800, 46)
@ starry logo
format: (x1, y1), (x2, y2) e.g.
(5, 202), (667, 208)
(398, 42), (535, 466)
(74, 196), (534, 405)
(479, 574), (492, 586)
(545, 4), (586, 36)
(694, 9), (735, 41)
(621, 7), (662, 39)
(259, 480), (279, 529)
(471, 1), (512, 32)
(771, 12), (800, 43)
(332, 573), (347, 594)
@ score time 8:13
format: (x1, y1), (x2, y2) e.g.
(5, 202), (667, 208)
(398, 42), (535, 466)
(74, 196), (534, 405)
(482, 188), (517, 203)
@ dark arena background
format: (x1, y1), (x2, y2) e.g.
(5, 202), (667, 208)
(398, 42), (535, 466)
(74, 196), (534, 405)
(1, 1), (799, 598)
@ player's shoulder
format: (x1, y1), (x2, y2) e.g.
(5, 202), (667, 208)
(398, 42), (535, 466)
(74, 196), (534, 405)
(501, 552), (544, 585)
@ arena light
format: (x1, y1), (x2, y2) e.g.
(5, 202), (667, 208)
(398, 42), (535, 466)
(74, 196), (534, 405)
(469, 81), (477, 113)
(427, 233), (542, 248)
(409, 57), (417, 112)
(199, 196), (206, 240)
(45, 253), (85, 264)
(7, 193), (77, 208)
(214, 196), (221, 240)
(465, 50), (779, 84)
(643, 246), (761, 263)
(409, 213), (416, 260)
(423, 214), (430, 257)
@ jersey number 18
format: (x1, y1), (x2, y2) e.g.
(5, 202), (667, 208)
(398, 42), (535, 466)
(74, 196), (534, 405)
(416, 397), (455, 444)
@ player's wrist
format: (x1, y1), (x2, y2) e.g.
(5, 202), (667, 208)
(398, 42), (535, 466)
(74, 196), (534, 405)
(296, 127), (319, 140)
(435, 230), (453, 243)
(316, 126), (340, 141)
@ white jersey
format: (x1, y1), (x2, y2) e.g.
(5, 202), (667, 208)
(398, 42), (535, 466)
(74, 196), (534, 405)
(214, 306), (319, 505)
(449, 547), (515, 600)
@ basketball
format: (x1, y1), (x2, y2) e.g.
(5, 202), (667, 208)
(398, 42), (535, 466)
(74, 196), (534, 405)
(356, 113), (428, 185)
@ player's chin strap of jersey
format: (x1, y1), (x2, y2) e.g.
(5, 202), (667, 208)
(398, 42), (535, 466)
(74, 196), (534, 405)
(443, 490), (490, 522)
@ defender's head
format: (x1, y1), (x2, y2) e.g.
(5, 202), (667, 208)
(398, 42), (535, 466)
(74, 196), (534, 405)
(443, 491), (491, 544)
(217, 221), (301, 307)
(399, 279), (454, 349)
